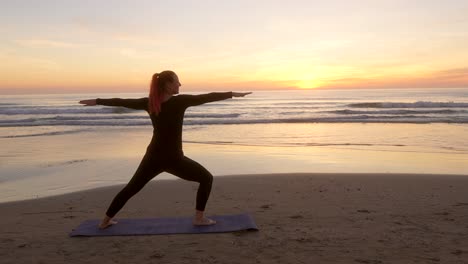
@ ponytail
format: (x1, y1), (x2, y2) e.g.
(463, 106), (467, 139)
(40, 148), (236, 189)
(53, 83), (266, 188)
(148, 70), (176, 115)
(149, 73), (162, 114)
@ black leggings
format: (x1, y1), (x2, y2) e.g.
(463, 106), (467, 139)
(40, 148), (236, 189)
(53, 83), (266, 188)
(105, 154), (213, 218)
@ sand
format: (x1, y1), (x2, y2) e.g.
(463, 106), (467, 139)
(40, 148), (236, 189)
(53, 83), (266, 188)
(1, 173), (468, 264)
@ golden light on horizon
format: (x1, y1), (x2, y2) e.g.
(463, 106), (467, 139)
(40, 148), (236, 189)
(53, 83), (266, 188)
(282, 70), (329, 89)
(295, 78), (323, 89)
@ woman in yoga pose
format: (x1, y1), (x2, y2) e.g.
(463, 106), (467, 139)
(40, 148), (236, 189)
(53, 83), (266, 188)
(79, 70), (250, 229)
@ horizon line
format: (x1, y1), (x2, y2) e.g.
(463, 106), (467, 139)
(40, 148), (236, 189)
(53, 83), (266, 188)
(1, 86), (467, 96)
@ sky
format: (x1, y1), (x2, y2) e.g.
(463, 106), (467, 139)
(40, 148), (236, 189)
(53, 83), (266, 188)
(1, 0), (468, 94)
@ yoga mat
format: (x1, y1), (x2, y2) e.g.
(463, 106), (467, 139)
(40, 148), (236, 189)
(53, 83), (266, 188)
(69, 213), (258, 237)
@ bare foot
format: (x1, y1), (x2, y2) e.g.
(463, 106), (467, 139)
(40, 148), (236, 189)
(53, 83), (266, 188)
(193, 217), (216, 226)
(99, 219), (118, 229)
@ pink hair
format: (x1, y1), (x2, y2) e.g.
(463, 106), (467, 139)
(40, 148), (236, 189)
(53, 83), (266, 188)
(148, 73), (162, 114)
(148, 71), (176, 114)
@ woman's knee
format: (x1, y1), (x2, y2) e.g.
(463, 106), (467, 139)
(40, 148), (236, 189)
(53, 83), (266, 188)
(199, 172), (213, 185)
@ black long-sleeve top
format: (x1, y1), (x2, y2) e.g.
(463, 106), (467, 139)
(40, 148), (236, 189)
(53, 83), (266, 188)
(96, 92), (233, 158)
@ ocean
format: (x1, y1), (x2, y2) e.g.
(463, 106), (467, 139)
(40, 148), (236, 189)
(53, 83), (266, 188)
(1, 88), (467, 202)
(2, 88), (468, 128)
(1, 88), (468, 151)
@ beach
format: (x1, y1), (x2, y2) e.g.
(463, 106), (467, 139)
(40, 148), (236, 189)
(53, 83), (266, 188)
(1, 173), (468, 263)
(1, 89), (467, 263)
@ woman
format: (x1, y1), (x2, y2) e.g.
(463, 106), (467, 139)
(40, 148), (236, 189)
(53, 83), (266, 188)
(79, 70), (251, 229)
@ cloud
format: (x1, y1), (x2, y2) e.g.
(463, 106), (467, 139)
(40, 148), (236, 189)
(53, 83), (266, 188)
(120, 48), (138, 58)
(71, 18), (168, 45)
(436, 68), (468, 80)
(15, 39), (84, 48)
(119, 48), (161, 59)
(321, 67), (468, 89)
(113, 33), (161, 45)
(0, 49), (14, 58)
(14, 57), (61, 71)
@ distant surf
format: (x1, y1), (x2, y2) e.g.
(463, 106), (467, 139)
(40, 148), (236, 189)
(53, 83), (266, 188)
(1, 89), (468, 129)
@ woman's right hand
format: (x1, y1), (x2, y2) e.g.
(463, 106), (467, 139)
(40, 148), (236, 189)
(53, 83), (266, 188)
(79, 99), (97, 106)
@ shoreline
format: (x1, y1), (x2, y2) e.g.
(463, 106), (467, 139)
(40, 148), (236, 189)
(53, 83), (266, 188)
(2, 169), (468, 205)
(1, 123), (467, 204)
(1, 173), (468, 263)
(2, 172), (468, 206)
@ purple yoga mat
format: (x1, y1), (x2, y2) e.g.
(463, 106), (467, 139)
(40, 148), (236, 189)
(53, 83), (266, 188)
(69, 213), (258, 237)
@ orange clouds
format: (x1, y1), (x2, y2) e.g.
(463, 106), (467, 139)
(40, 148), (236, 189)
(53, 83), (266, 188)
(315, 67), (468, 89)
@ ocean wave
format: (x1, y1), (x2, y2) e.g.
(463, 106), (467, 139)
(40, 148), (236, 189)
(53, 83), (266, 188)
(348, 101), (468, 108)
(1, 115), (467, 127)
(0, 106), (136, 115)
(0, 113), (241, 125)
(185, 113), (242, 118)
(186, 115), (468, 124)
(0, 120), (152, 127)
(183, 140), (406, 148)
(324, 109), (464, 115)
(0, 107), (244, 117)
(235, 106), (322, 110)
(1, 115), (147, 122)
(0, 129), (88, 138)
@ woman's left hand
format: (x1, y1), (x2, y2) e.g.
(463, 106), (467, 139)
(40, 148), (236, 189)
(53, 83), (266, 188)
(232, 92), (252, 97)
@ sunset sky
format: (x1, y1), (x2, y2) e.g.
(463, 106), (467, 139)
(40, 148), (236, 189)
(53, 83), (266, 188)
(1, 0), (468, 94)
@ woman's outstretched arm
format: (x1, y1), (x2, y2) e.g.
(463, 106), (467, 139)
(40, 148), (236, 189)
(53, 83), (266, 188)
(182, 92), (252, 107)
(79, 98), (149, 111)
